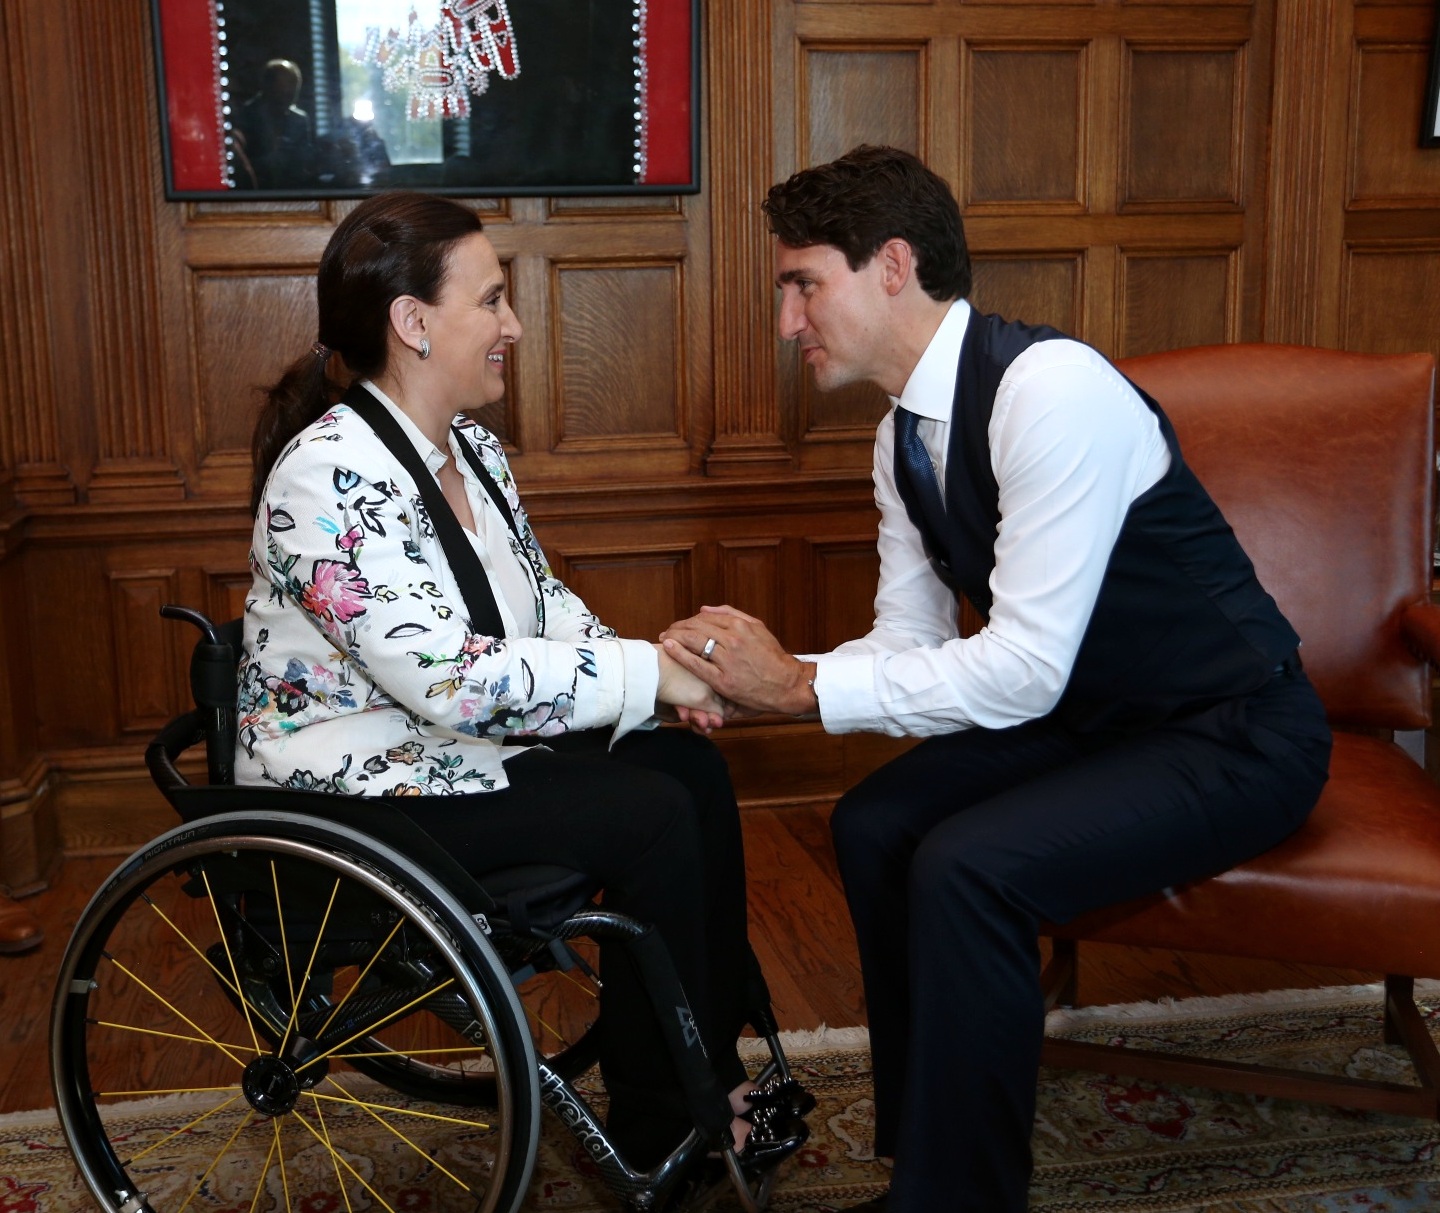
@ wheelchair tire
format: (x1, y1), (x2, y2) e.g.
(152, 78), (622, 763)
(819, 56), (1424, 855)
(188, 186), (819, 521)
(51, 811), (541, 1213)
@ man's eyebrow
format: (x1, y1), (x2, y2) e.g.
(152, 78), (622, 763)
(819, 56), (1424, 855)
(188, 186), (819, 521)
(776, 268), (812, 285)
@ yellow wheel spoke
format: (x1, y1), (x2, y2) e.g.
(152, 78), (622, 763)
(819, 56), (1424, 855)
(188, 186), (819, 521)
(99, 1085), (242, 1098)
(177, 1107), (254, 1213)
(528, 1007), (569, 1047)
(92, 1019), (259, 1054)
(270, 860), (298, 1024)
(289, 1110), (398, 1213)
(558, 967), (601, 998)
(318, 1076), (473, 1192)
(317, 914), (407, 1039)
(315, 1101), (356, 1213)
(201, 868), (264, 1059)
(142, 893), (244, 1003)
(306, 1089), (492, 1130)
(127, 1094), (244, 1163)
(279, 878), (341, 1057)
(274, 1118), (292, 1213)
(248, 1127), (281, 1213)
(102, 953), (248, 1068)
(297, 977), (455, 1073)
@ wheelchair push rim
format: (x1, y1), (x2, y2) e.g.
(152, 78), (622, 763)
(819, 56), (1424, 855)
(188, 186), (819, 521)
(50, 811), (541, 1213)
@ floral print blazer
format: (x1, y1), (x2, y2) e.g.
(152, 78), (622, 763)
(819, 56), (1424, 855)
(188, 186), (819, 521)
(237, 389), (658, 796)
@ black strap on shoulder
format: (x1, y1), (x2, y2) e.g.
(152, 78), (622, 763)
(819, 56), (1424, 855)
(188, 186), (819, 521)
(342, 383), (505, 639)
(451, 427), (522, 543)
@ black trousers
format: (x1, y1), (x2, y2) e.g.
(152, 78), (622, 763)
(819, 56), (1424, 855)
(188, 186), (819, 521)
(396, 726), (755, 1165)
(830, 666), (1332, 1212)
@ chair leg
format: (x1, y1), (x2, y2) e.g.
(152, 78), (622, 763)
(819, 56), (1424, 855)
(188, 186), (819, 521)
(1383, 974), (1440, 1107)
(1041, 938), (1078, 1010)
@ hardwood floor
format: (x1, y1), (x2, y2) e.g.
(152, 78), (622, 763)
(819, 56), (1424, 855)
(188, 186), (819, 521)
(0, 804), (1372, 1115)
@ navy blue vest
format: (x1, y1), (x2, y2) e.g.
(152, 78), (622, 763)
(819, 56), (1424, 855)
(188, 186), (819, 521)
(893, 312), (1299, 734)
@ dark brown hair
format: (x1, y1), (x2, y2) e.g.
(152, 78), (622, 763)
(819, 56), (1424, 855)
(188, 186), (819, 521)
(762, 145), (970, 302)
(249, 191), (484, 514)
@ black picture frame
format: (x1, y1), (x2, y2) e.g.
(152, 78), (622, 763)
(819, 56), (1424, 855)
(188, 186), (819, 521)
(150, 0), (701, 200)
(1423, 9), (1440, 148)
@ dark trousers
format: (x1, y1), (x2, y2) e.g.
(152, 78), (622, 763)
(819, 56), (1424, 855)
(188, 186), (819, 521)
(396, 727), (755, 1164)
(830, 666), (1332, 1212)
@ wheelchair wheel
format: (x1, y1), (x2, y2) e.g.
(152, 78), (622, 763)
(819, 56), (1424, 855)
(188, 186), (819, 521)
(51, 812), (541, 1213)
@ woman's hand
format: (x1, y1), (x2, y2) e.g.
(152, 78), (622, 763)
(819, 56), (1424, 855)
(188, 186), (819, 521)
(654, 644), (726, 734)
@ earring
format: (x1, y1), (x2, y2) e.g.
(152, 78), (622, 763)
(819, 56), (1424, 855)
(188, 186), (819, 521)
(418, 338), (431, 360)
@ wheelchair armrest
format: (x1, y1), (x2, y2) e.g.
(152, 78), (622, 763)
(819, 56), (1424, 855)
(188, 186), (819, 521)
(146, 708), (205, 803)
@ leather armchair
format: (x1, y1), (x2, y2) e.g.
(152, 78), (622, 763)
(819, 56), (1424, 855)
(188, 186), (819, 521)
(1040, 342), (1440, 1117)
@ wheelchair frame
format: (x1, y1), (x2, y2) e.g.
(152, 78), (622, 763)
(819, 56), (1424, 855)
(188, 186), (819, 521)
(49, 606), (807, 1213)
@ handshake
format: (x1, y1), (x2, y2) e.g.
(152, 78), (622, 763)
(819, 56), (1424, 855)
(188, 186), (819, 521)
(652, 605), (820, 733)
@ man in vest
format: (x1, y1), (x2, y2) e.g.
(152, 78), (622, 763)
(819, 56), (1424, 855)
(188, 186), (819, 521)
(661, 144), (1332, 1211)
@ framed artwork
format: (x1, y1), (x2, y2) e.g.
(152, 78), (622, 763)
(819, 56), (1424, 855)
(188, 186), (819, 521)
(1425, 11), (1440, 149)
(150, 0), (700, 199)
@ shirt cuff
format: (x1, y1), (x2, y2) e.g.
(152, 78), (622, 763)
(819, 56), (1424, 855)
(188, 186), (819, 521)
(609, 637), (660, 742)
(810, 652), (882, 735)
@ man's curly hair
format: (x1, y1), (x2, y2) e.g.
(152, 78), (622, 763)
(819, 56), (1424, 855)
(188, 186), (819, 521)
(761, 145), (971, 303)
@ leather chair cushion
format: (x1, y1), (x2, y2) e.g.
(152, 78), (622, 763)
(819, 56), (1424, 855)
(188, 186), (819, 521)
(1048, 732), (1440, 976)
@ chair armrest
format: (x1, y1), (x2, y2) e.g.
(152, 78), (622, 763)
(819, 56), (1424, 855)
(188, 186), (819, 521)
(1400, 601), (1440, 664)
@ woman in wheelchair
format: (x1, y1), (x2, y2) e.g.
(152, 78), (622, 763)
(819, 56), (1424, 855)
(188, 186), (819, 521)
(233, 194), (807, 1181)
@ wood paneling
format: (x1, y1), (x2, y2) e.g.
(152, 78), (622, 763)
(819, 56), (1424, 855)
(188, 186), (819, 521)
(553, 262), (686, 447)
(971, 254), (1085, 331)
(968, 45), (1085, 208)
(1349, 42), (1440, 205)
(1119, 249), (1237, 355)
(1343, 247), (1440, 353)
(1124, 46), (1245, 207)
(193, 272), (318, 459)
(552, 546), (696, 644)
(804, 47), (925, 166)
(3, 0), (1440, 891)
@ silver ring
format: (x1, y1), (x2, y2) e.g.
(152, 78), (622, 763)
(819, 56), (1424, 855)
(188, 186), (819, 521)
(701, 637), (717, 660)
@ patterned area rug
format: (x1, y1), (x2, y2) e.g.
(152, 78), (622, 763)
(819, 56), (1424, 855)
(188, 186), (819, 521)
(7, 984), (1440, 1212)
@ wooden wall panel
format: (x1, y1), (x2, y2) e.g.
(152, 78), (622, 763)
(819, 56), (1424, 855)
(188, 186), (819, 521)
(970, 254), (1085, 331)
(107, 572), (185, 736)
(719, 539), (785, 625)
(1349, 43), (1440, 206)
(811, 542), (883, 654)
(1120, 250), (1237, 356)
(1124, 47), (1245, 207)
(1343, 248), (1440, 353)
(804, 47), (925, 166)
(552, 547), (696, 643)
(193, 272), (318, 460)
(553, 263), (686, 447)
(967, 46), (1085, 208)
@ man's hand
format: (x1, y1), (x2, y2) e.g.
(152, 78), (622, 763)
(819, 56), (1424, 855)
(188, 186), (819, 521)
(661, 605), (818, 717)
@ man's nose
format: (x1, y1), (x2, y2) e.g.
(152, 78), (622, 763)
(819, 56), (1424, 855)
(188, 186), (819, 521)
(778, 294), (806, 342)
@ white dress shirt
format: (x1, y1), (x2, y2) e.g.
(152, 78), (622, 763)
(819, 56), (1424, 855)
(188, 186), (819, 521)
(809, 300), (1172, 737)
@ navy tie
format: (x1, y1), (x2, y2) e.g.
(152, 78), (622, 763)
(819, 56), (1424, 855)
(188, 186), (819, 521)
(894, 406), (948, 547)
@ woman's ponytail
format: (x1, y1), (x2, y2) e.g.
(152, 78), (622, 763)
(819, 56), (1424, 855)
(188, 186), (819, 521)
(249, 348), (342, 516)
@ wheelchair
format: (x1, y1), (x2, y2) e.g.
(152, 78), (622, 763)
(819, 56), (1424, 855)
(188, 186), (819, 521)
(51, 605), (812, 1213)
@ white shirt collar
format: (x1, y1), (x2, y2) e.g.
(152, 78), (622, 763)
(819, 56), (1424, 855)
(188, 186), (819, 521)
(890, 299), (970, 423)
(360, 379), (449, 475)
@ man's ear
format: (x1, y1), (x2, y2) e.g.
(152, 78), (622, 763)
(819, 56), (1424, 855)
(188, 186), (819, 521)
(388, 295), (428, 356)
(878, 238), (916, 297)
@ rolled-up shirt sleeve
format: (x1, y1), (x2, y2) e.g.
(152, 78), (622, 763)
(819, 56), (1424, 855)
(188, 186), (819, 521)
(809, 342), (1169, 737)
